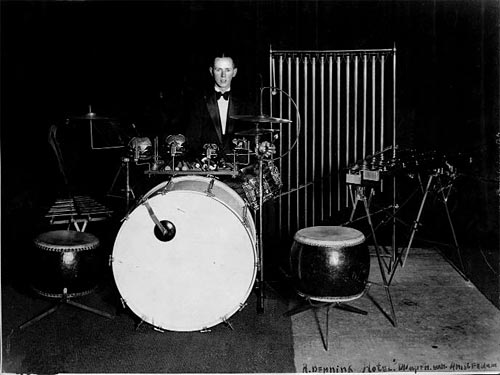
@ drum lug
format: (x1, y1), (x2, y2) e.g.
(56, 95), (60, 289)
(135, 319), (144, 331)
(205, 178), (216, 197)
(222, 317), (234, 331)
(200, 327), (212, 333)
(238, 302), (248, 312)
(153, 327), (165, 333)
(242, 205), (250, 227)
(160, 180), (175, 194)
(108, 255), (113, 267)
(120, 297), (127, 309)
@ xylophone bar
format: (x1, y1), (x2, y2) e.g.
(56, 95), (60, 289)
(45, 195), (113, 231)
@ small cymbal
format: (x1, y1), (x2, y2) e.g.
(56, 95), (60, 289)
(69, 112), (115, 121)
(234, 128), (280, 137)
(231, 114), (292, 124)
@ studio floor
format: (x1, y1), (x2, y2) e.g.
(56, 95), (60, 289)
(289, 247), (500, 373)
(1, 246), (500, 373)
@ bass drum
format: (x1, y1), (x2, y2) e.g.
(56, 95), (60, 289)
(112, 175), (257, 332)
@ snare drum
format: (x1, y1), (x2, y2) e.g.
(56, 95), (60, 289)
(290, 226), (370, 302)
(112, 175), (257, 331)
(241, 161), (282, 210)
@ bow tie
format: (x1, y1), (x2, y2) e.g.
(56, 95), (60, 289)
(215, 91), (230, 100)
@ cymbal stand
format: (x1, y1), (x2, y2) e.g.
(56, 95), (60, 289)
(256, 153), (265, 313)
(252, 129), (267, 313)
(252, 124), (281, 313)
(107, 156), (135, 211)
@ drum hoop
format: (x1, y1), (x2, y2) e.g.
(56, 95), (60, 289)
(297, 287), (368, 303)
(293, 237), (364, 248)
(142, 176), (250, 217)
(145, 189), (255, 236)
(31, 285), (97, 299)
(294, 226), (365, 248)
(34, 231), (100, 252)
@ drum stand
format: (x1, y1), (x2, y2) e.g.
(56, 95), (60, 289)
(7, 288), (114, 354)
(284, 297), (368, 351)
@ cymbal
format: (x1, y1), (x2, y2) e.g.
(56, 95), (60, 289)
(230, 114), (292, 124)
(69, 112), (115, 121)
(234, 128), (280, 137)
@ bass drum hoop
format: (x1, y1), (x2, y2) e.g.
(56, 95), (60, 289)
(112, 176), (257, 332)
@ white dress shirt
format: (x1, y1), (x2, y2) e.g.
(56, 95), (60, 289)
(215, 88), (230, 135)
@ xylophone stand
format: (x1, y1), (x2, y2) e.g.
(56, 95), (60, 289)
(388, 171), (468, 284)
(345, 184), (397, 327)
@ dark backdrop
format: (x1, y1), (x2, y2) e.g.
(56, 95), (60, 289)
(1, 0), (499, 306)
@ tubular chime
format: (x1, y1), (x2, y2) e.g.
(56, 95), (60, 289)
(269, 47), (397, 238)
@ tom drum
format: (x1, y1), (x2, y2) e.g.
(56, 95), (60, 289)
(290, 226), (370, 302)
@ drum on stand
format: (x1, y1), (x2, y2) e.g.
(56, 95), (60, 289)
(30, 230), (102, 298)
(290, 226), (370, 302)
(111, 175), (257, 332)
(240, 161), (283, 211)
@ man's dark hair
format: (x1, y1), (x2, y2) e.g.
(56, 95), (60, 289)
(210, 51), (238, 68)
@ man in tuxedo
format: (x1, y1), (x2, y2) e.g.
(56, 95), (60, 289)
(184, 52), (256, 159)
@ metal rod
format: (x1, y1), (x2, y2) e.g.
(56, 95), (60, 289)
(380, 55), (386, 192)
(336, 56), (341, 211)
(346, 55), (350, 168)
(393, 45), (397, 153)
(320, 55), (325, 221)
(380, 55), (385, 157)
(288, 56), (292, 234)
(362, 55), (368, 160)
(312, 56), (316, 225)
(371, 55), (376, 155)
(354, 55), (359, 163)
(278, 55), (284, 234)
(258, 156), (265, 312)
(295, 56), (300, 230)
(392, 45), (397, 266)
(304, 55), (309, 227)
(328, 55), (333, 217)
(345, 55), (350, 208)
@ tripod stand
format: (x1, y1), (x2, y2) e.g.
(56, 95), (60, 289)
(107, 156), (135, 210)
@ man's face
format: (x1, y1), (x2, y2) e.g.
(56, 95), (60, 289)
(210, 57), (237, 91)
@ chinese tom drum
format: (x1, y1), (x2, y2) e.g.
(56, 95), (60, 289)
(290, 226), (370, 302)
(30, 230), (101, 298)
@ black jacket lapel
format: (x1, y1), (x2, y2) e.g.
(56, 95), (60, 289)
(226, 95), (239, 136)
(205, 94), (223, 144)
